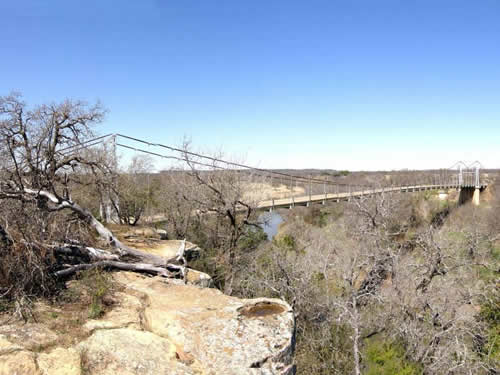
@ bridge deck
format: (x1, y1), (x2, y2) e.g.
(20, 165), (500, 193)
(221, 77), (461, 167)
(257, 184), (487, 210)
(146, 183), (486, 223)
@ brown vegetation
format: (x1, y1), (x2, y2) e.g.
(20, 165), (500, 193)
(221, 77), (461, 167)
(1, 92), (498, 374)
(228, 188), (499, 374)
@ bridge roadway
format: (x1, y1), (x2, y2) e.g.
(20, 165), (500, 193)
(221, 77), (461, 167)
(146, 182), (487, 224)
(257, 183), (487, 211)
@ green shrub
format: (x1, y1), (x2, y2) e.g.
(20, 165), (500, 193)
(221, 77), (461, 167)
(296, 322), (354, 375)
(273, 234), (297, 252)
(238, 227), (267, 251)
(78, 269), (113, 319)
(479, 294), (500, 363)
(304, 206), (329, 227)
(188, 245), (225, 289)
(333, 170), (350, 177)
(491, 246), (500, 261)
(364, 340), (422, 375)
(0, 299), (13, 313)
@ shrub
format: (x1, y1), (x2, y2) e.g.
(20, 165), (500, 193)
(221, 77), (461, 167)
(0, 240), (57, 318)
(273, 234), (297, 252)
(303, 206), (329, 228)
(296, 322), (354, 374)
(77, 269), (114, 319)
(364, 340), (422, 375)
(479, 294), (500, 364)
(333, 170), (350, 177)
(237, 227), (267, 251)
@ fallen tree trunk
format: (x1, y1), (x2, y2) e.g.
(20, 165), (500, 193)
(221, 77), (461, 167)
(45, 194), (170, 267)
(1, 187), (189, 282)
(53, 260), (183, 278)
(51, 243), (186, 279)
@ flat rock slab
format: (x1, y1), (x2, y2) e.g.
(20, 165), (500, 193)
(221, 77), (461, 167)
(0, 350), (38, 375)
(123, 239), (199, 260)
(0, 323), (58, 351)
(38, 347), (81, 375)
(114, 272), (296, 374)
(77, 328), (195, 375)
(0, 271), (296, 375)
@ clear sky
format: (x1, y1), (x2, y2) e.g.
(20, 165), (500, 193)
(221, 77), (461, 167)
(1, 1), (499, 170)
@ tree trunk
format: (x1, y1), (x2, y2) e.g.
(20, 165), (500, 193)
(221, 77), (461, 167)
(52, 244), (185, 279)
(61, 199), (171, 267)
(6, 189), (188, 279)
(352, 295), (361, 375)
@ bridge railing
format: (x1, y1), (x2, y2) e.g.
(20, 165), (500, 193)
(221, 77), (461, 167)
(255, 165), (488, 205)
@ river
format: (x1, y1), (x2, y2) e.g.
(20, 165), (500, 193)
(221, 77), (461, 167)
(259, 211), (284, 240)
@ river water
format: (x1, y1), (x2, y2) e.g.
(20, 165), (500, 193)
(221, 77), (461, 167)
(259, 211), (284, 240)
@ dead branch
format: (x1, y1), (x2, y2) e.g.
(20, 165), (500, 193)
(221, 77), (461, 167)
(53, 260), (182, 278)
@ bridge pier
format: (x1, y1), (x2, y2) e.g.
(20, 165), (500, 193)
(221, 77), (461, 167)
(458, 186), (481, 206)
(472, 187), (480, 206)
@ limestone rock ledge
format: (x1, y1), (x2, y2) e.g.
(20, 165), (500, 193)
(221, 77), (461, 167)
(0, 272), (296, 375)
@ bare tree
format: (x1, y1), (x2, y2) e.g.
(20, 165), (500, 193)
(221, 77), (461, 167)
(0, 93), (189, 309)
(178, 140), (259, 294)
(386, 226), (497, 373)
(237, 189), (499, 374)
(236, 195), (398, 375)
(110, 155), (157, 226)
(153, 171), (196, 239)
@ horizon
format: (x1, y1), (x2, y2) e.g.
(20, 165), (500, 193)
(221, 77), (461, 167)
(2, 1), (499, 170)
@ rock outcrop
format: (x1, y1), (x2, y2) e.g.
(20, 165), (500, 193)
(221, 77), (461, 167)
(0, 272), (296, 375)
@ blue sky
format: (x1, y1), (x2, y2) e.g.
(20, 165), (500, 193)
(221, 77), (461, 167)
(1, 1), (499, 170)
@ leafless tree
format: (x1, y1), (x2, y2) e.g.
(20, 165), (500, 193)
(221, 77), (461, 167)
(155, 171), (198, 239)
(236, 194), (399, 374)
(0, 93), (190, 311)
(236, 187), (498, 374)
(177, 139), (260, 294)
(110, 155), (157, 226)
(386, 226), (497, 373)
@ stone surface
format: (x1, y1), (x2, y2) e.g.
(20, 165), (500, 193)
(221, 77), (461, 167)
(83, 291), (144, 333)
(0, 323), (58, 351)
(0, 334), (23, 355)
(77, 328), (194, 375)
(185, 268), (214, 287)
(0, 271), (295, 375)
(0, 350), (38, 375)
(125, 238), (201, 261)
(38, 347), (81, 375)
(114, 272), (296, 374)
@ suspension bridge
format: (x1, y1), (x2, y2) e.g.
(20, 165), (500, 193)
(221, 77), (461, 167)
(55, 134), (489, 211)
(258, 178), (486, 211)
(256, 161), (487, 210)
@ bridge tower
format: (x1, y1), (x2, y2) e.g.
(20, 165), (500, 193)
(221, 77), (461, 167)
(455, 161), (482, 206)
(472, 165), (480, 206)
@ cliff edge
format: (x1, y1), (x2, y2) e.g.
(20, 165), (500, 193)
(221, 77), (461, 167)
(0, 271), (296, 375)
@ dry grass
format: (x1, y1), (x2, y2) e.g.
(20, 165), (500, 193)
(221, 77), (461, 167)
(243, 182), (305, 202)
(0, 269), (121, 351)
